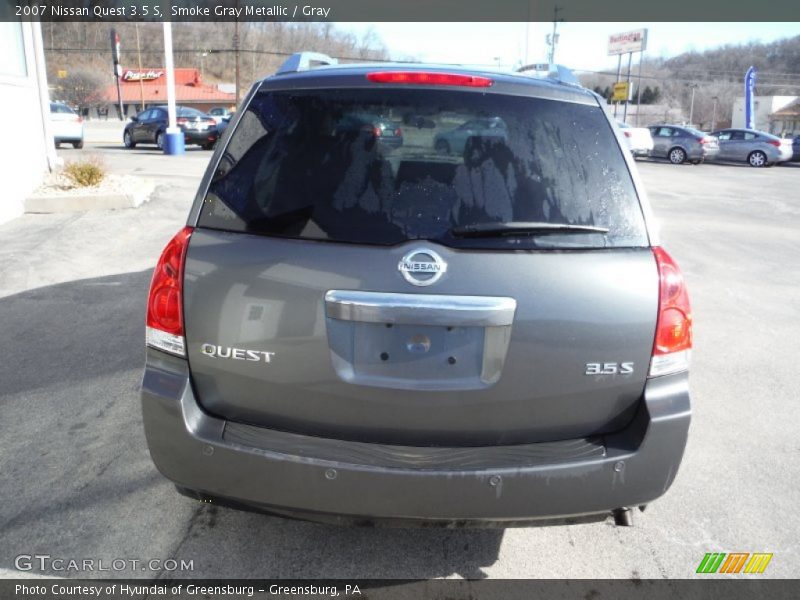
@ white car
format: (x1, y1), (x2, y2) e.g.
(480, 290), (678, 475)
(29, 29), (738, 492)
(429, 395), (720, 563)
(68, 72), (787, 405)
(50, 102), (84, 149)
(617, 121), (653, 157)
(207, 107), (233, 125)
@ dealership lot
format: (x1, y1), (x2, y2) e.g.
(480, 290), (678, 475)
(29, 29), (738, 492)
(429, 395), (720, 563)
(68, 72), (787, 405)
(0, 139), (798, 578)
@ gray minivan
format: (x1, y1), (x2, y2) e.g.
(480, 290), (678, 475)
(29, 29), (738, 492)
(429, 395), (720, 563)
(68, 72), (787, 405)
(141, 54), (692, 527)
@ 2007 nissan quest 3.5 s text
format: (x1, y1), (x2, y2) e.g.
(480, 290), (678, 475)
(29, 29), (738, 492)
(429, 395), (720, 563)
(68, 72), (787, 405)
(141, 53), (692, 527)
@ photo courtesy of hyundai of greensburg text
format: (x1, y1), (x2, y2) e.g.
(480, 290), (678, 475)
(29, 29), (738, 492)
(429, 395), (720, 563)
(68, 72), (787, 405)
(1, 0), (799, 598)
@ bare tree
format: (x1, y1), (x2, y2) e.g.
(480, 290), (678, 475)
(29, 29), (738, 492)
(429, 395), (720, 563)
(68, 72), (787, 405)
(54, 69), (107, 113)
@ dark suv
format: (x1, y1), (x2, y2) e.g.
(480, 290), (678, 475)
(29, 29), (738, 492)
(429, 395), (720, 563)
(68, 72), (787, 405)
(141, 54), (692, 526)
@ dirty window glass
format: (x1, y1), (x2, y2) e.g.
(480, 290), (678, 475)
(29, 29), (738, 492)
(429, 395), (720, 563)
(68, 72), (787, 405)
(199, 88), (647, 249)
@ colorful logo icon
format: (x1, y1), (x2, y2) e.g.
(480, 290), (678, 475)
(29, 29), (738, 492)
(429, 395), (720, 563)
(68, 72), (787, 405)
(696, 553), (773, 574)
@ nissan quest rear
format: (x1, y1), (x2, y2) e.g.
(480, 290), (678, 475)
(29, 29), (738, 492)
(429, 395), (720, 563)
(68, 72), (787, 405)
(141, 54), (692, 526)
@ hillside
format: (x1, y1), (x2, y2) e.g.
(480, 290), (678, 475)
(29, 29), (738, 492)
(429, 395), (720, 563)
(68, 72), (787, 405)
(579, 34), (800, 128)
(42, 21), (389, 91)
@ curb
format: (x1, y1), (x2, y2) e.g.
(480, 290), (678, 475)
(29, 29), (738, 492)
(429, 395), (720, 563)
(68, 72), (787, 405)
(25, 180), (156, 214)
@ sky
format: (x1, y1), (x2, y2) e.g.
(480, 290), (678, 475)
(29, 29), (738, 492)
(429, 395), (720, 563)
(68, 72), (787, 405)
(338, 22), (800, 73)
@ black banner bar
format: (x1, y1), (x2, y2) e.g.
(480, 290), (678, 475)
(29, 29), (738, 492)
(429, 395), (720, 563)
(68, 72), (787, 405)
(4, 0), (800, 22)
(3, 579), (800, 600)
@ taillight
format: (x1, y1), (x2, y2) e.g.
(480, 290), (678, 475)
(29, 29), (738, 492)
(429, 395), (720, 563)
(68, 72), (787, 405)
(624, 131), (632, 138)
(366, 72), (493, 87)
(176, 117), (188, 125)
(698, 137), (708, 144)
(767, 140), (781, 147)
(146, 226), (193, 356)
(76, 115), (83, 123)
(373, 126), (382, 137)
(394, 128), (403, 137)
(650, 247), (692, 377)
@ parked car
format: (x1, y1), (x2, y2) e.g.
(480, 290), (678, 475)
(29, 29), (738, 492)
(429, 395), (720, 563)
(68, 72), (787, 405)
(709, 128), (793, 167)
(617, 121), (653, 157)
(648, 124), (719, 164)
(215, 115), (232, 135)
(142, 53), (692, 527)
(123, 106), (218, 150)
(49, 102), (84, 149)
(208, 106), (233, 125)
(333, 112), (404, 149)
(434, 116), (508, 154)
(792, 136), (800, 162)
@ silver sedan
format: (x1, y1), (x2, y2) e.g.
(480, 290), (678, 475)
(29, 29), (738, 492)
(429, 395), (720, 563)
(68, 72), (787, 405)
(709, 128), (793, 167)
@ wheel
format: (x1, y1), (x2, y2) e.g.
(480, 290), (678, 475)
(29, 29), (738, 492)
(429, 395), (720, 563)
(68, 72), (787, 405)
(72, 140), (83, 149)
(156, 131), (165, 150)
(434, 139), (450, 155)
(123, 130), (136, 149)
(668, 147), (686, 164)
(748, 151), (767, 167)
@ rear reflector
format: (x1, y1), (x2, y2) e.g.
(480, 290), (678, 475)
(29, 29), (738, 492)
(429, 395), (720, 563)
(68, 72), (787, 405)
(650, 247), (692, 377)
(366, 72), (493, 87)
(146, 226), (193, 356)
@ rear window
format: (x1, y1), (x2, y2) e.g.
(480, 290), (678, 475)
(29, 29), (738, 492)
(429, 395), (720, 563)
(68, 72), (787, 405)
(178, 107), (207, 118)
(199, 87), (648, 249)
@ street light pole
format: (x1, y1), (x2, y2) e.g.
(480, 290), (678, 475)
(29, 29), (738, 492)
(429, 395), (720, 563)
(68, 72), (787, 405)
(711, 96), (719, 131)
(688, 83), (698, 126)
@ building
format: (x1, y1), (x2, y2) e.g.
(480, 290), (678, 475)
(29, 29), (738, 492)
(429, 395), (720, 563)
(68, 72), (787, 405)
(731, 96), (797, 133)
(768, 100), (800, 137)
(100, 67), (235, 117)
(0, 21), (56, 224)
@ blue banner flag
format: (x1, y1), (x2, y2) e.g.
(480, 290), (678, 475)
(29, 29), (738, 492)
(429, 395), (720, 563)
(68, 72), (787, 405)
(744, 66), (757, 129)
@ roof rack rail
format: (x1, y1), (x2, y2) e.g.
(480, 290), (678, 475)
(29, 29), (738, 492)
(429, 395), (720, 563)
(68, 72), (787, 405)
(276, 52), (338, 75)
(516, 63), (581, 87)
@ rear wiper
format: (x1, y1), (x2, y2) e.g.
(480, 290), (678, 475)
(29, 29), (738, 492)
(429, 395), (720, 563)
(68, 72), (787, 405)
(450, 221), (609, 238)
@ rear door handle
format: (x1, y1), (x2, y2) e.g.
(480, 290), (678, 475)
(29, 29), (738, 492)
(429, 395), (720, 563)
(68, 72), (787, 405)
(324, 290), (516, 327)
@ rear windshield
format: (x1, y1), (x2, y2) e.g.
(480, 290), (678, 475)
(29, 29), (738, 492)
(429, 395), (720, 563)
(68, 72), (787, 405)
(198, 87), (648, 249)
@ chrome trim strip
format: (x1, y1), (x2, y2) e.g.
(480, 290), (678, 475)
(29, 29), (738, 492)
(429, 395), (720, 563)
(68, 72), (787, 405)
(325, 290), (516, 327)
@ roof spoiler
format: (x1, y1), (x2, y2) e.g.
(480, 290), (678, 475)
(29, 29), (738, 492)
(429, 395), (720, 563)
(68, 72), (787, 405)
(276, 52), (338, 75)
(516, 63), (580, 87)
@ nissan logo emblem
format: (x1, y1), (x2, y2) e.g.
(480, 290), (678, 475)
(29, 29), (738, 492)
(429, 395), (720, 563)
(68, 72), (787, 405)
(398, 248), (447, 286)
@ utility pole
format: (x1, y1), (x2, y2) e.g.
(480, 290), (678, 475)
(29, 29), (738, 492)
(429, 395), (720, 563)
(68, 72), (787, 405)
(546, 5), (562, 64)
(135, 23), (145, 112)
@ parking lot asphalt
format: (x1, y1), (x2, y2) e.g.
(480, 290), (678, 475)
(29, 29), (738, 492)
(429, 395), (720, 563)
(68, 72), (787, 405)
(1, 138), (799, 579)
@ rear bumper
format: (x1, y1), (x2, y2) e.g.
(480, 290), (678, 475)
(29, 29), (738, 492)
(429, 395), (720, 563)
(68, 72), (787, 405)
(694, 146), (719, 160)
(181, 129), (218, 144)
(141, 349), (691, 523)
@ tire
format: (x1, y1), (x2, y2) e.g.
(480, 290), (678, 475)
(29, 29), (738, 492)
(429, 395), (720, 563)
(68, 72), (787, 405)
(123, 130), (136, 149)
(156, 131), (165, 150)
(72, 140), (84, 149)
(434, 139), (450, 155)
(748, 151), (767, 167)
(668, 147), (686, 164)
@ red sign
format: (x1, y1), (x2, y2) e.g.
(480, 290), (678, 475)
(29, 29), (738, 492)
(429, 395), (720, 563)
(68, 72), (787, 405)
(122, 69), (164, 82)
